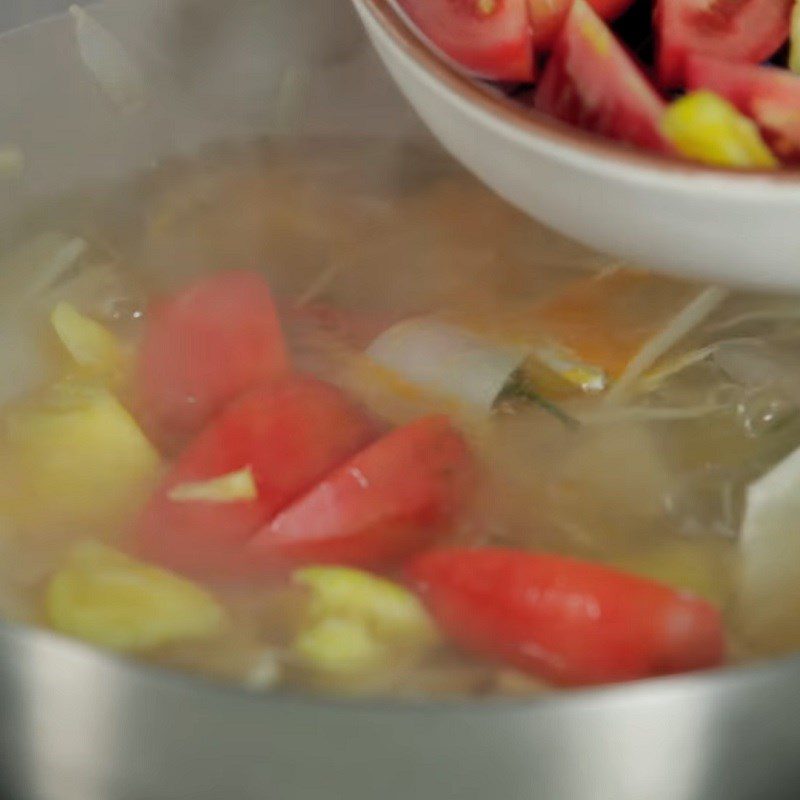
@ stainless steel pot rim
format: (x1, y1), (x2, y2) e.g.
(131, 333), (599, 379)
(7, 617), (798, 715)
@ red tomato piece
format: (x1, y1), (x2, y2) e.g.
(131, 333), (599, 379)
(407, 548), (725, 686)
(136, 376), (378, 577)
(138, 270), (288, 452)
(247, 415), (475, 571)
(686, 55), (800, 162)
(395, 0), (535, 82)
(655, 0), (792, 89)
(534, 0), (671, 153)
(528, 0), (636, 50)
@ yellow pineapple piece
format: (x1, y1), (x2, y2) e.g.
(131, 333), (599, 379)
(662, 91), (778, 169)
(46, 541), (224, 652)
(292, 566), (437, 680)
(6, 377), (160, 531)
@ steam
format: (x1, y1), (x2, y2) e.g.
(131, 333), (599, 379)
(93, 0), (362, 126)
(70, 5), (147, 113)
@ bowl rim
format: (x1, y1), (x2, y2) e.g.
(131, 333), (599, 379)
(358, 0), (800, 186)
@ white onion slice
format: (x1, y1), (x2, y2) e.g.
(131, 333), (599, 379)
(366, 317), (529, 411)
(70, 5), (146, 113)
(740, 444), (800, 645)
(606, 286), (728, 403)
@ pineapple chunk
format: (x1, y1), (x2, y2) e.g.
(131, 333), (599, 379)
(50, 301), (124, 377)
(6, 377), (160, 530)
(662, 91), (778, 169)
(293, 566), (437, 680)
(294, 617), (387, 676)
(46, 541), (223, 652)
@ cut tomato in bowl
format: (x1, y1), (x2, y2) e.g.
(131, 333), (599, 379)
(136, 375), (379, 578)
(407, 548), (725, 686)
(654, 0), (793, 89)
(247, 415), (475, 571)
(137, 270), (289, 453)
(528, 0), (636, 49)
(394, 0), (535, 81)
(534, 0), (671, 152)
(686, 55), (800, 162)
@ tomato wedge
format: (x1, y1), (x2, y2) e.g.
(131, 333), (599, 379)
(136, 376), (378, 577)
(655, 0), (793, 89)
(395, 0), (535, 82)
(138, 270), (288, 452)
(534, 0), (671, 153)
(528, 0), (636, 49)
(247, 415), (475, 571)
(686, 55), (800, 162)
(407, 548), (725, 686)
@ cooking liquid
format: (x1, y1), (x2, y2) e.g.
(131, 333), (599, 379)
(0, 138), (794, 696)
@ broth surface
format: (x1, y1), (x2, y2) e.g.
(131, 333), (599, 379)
(1, 138), (798, 697)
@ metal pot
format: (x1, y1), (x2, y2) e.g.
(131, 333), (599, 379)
(0, 4), (799, 799)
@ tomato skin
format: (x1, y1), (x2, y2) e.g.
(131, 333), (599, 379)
(136, 376), (379, 577)
(396, 0), (535, 82)
(685, 55), (800, 162)
(534, 0), (671, 153)
(528, 0), (636, 49)
(655, 0), (793, 89)
(407, 548), (725, 686)
(138, 270), (288, 452)
(247, 416), (475, 571)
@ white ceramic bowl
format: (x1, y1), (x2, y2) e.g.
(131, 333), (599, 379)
(352, 0), (800, 291)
